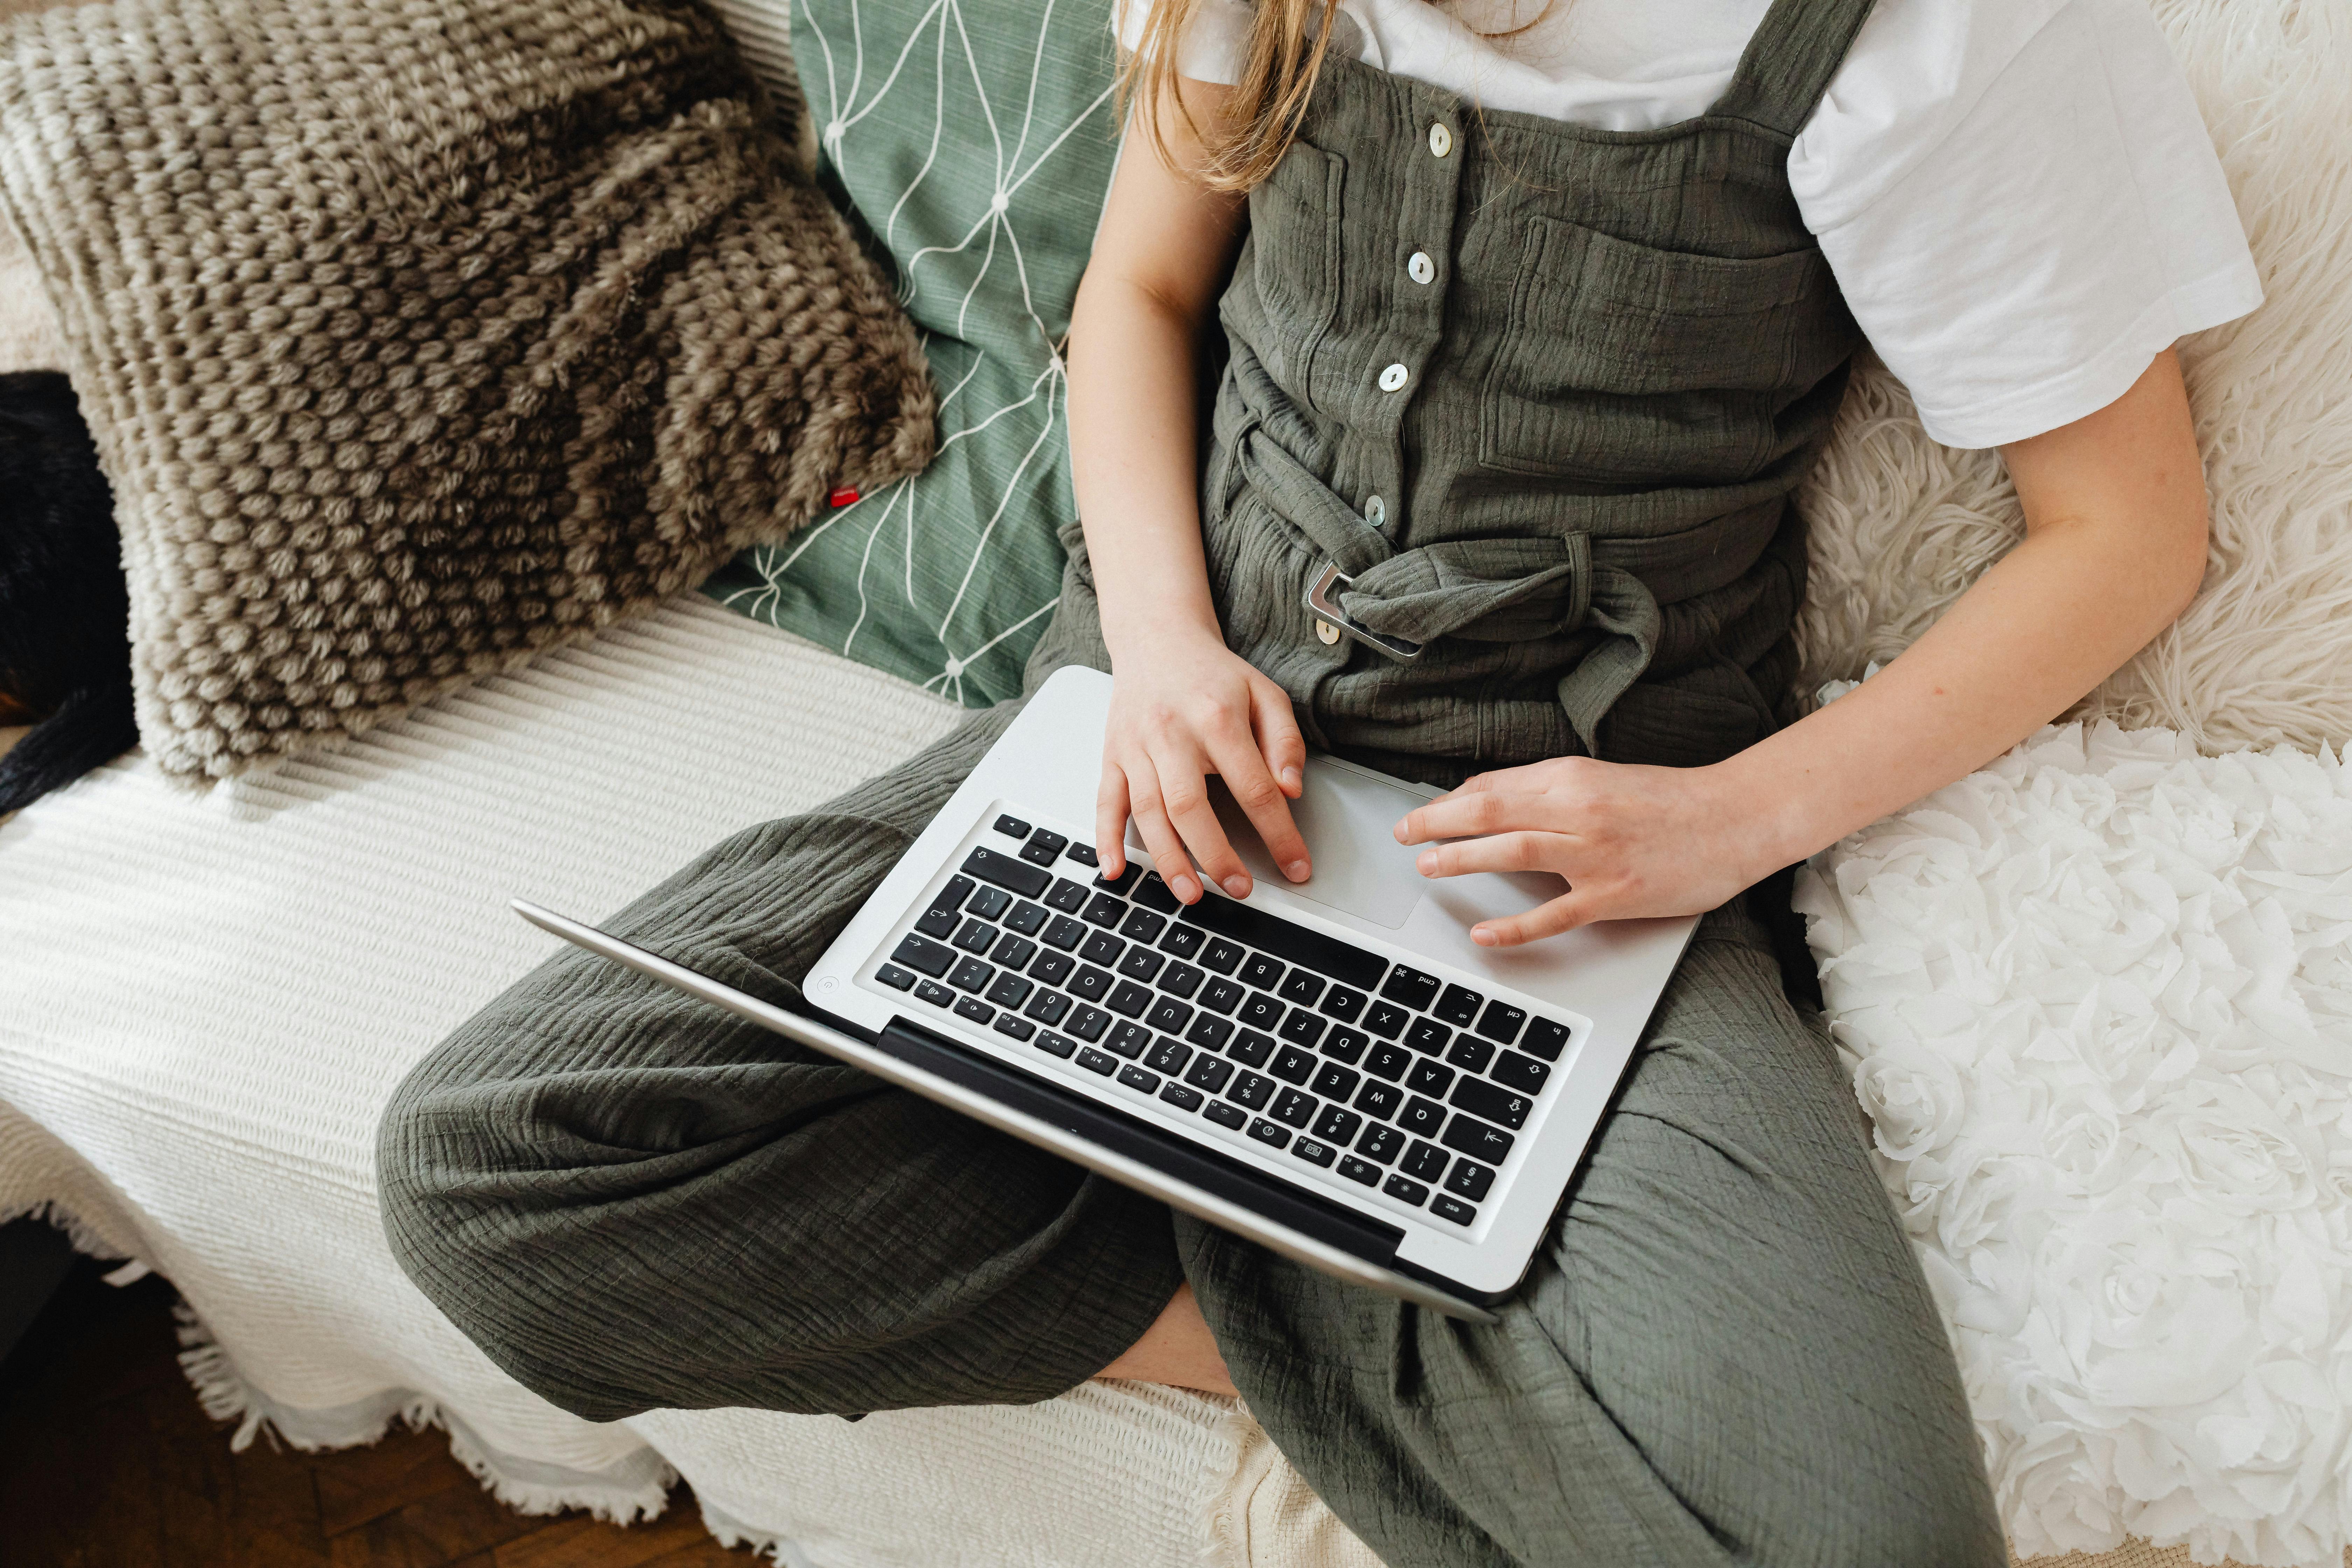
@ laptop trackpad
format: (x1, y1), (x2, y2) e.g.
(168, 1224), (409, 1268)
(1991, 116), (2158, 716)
(1206, 760), (1432, 930)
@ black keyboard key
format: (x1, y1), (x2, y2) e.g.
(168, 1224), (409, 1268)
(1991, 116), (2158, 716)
(985, 973), (1033, 1009)
(994, 813), (1032, 839)
(1120, 908), (1168, 943)
(1435, 984), (1484, 1028)
(1158, 925), (1205, 960)
(1354, 1081), (1404, 1120)
(1269, 1044), (1317, 1086)
(1402, 1140), (1449, 1182)
(929, 875), (976, 915)
(874, 963), (917, 992)
(1247, 1118), (1291, 1150)
(1024, 990), (1072, 1026)
(1399, 1096), (1446, 1137)
(1161, 1083), (1204, 1113)
(1381, 965), (1441, 1010)
(1277, 971), (1326, 1008)
(1407, 1060), (1454, 1098)
(1041, 915), (1087, 951)
(1239, 953), (1284, 991)
(1199, 978), (1245, 1015)
(1277, 1010), (1326, 1050)
(1357, 1124), (1405, 1164)
(1132, 873), (1183, 914)
(1034, 1030), (1077, 1058)
(1440, 1114), (1516, 1164)
(1271, 1087), (1317, 1128)
(1445, 1035), (1495, 1074)
(1078, 930), (1126, 967)
(954, 996), (995, 1026)
(1029, 950), (1076, 987)
(1067, 1004), (1111, 1042)
(1157, 962), (1204, 999)
(1383, 1174), (1430, 1207)
(1318, 984), (1366, 1022)
(1337, 1155), (1381, 1186)
(1450, 1077), (1534, 1129)
(1231, 1071), (1275, 1110)
(949, 957), (996, 994)
(1474, 1000), (1527, 1044)
(1146, 1037), (1192, 1075)
(1320, 1027), (1368, 1065)
(1312, 1105), (1362, 1145)
(1145, 996), (1193, 1035)
(961, 847), (1046, 898)
(1179, 895), (1385, 989)
(1238, 992), (1283, 1031)
(915, 979), (956, 1008)
(1069, 966), (1114, 1003)
(1002, 901), (1049, 937)
(1093, 864), (1142, 895)
(953, 918), (997, 955)
(1108, 1021), (1153, 1059)
(1198, 937), (1245, 976)
(1445, 1158), (1495, 1201)
(1522, 1017), (1572, 1061)
(991, 933), (1038, 970)
(1186, 1056), (1235, 1094)
(1227, 1030), (1274, 1068)
(1021, 828), (1068, 867)
(1204, 1100), (1247, 1130)
(994, 1013), (1035, 1042)
(1067, 842), (1099, 868)
(1186, 1015), (1234, 1052)
(1292, 1138), (1337, 1169)
(1311, 1063), (1359, 1101)
(1118, 948), (1167, 985)
(891, 933), (957, 978)
(1364, 1043), (1411, 1082)
(1076, 1046), (1118, 1076)
(1118, 1064), (1161, 1094)
(1431, 1196), (1478, 1226)
(1492, 1051), (1550, 1094)
(1404, 1018), (1451, 1056)
(1108, 981), (1154, 1019)
(1082, 892), (1128, 929)
(1364, 1001), (1409, 1040)
(914, 906), (960, 940)
(1045, 878), (1090, 915)
(969, 886), (1013, 921)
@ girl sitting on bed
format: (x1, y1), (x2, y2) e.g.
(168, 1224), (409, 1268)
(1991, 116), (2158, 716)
(379, 0), (2261, 1561)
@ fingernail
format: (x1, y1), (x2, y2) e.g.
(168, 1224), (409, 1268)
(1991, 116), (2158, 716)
(1282, 767), (1302, 794)
(1172, 875), (1201, 902)
(1393, 820), (1410, 842)
(1472, 926), (1499, 947)
(1416, 850), (1436, 874)
(1222, 874), (1251, 899)
(1284, 859), (1310, 882)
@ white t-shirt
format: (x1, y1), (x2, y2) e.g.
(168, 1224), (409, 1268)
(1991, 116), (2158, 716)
(1115, 0), (2263, 449)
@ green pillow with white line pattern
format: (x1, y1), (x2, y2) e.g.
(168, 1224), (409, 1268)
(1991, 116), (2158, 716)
(701, 0), (1122, 706)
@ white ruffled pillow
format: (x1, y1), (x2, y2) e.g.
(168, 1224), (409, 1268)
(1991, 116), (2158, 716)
(1799, 715), (2352, 1567)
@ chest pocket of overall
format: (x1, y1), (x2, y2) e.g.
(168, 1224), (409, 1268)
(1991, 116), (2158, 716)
(1246, 143), (1348, 385)
(1481, 216), (1830, 483)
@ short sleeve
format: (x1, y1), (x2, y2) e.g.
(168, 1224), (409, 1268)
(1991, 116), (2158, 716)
(1791, 0), (2262, 450)
(1113, 0), (1254, 84)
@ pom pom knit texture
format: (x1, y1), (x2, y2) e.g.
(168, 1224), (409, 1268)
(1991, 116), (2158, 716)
(0, 0), (935, 781)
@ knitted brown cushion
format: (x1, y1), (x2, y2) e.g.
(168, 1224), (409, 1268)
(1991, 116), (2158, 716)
(0, 0), (934, 781)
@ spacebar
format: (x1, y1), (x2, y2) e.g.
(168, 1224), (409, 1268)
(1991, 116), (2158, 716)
(1177, 892), (1387, 989)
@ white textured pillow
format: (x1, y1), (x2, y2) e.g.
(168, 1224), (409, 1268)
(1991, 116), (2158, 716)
(1797, 0), (2352, 758)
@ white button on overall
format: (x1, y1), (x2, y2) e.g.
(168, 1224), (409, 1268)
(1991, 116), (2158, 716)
(1407, 251), (1434, 285)
(1316, 620), (1342, 645)
(1427, 121), (1452, 158)
(1364, 494), (1387, 528)
(1378, 363), (1409, 392)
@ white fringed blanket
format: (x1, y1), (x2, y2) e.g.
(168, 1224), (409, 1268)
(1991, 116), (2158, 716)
(1802, 720), (2352, 1567)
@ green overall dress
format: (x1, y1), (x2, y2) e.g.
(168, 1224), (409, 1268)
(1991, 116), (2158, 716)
(378, 0), (2007, 1560)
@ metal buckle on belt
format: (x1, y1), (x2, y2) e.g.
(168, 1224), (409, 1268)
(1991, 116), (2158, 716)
(1304, 564), (1422, 662)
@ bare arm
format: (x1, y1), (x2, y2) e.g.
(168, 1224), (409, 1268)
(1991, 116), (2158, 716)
(1399, 349), (2213, 944)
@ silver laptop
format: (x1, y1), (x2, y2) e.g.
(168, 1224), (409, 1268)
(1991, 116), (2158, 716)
(518, 664), (1695, 1321)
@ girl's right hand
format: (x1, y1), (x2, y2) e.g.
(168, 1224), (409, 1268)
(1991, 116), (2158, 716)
(1098, 628), (1312, 903)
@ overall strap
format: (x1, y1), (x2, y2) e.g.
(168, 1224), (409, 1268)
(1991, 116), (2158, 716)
(1709, 0), (1882, 140)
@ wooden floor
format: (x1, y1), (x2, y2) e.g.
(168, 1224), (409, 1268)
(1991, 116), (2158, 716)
(0, 1264), (761, 1568)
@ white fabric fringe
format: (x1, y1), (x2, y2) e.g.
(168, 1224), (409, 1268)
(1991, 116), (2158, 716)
(1802, 716), (2352, 1567)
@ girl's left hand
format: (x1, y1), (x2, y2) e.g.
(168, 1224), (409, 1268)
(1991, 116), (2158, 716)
(1392, 757), (1785, 946)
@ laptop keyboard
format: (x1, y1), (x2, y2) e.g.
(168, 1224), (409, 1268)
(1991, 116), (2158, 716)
(870, 811), (1579, 1233)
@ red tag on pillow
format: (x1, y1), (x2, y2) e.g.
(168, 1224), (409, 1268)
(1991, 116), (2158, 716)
(828, 487), (860, 508)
